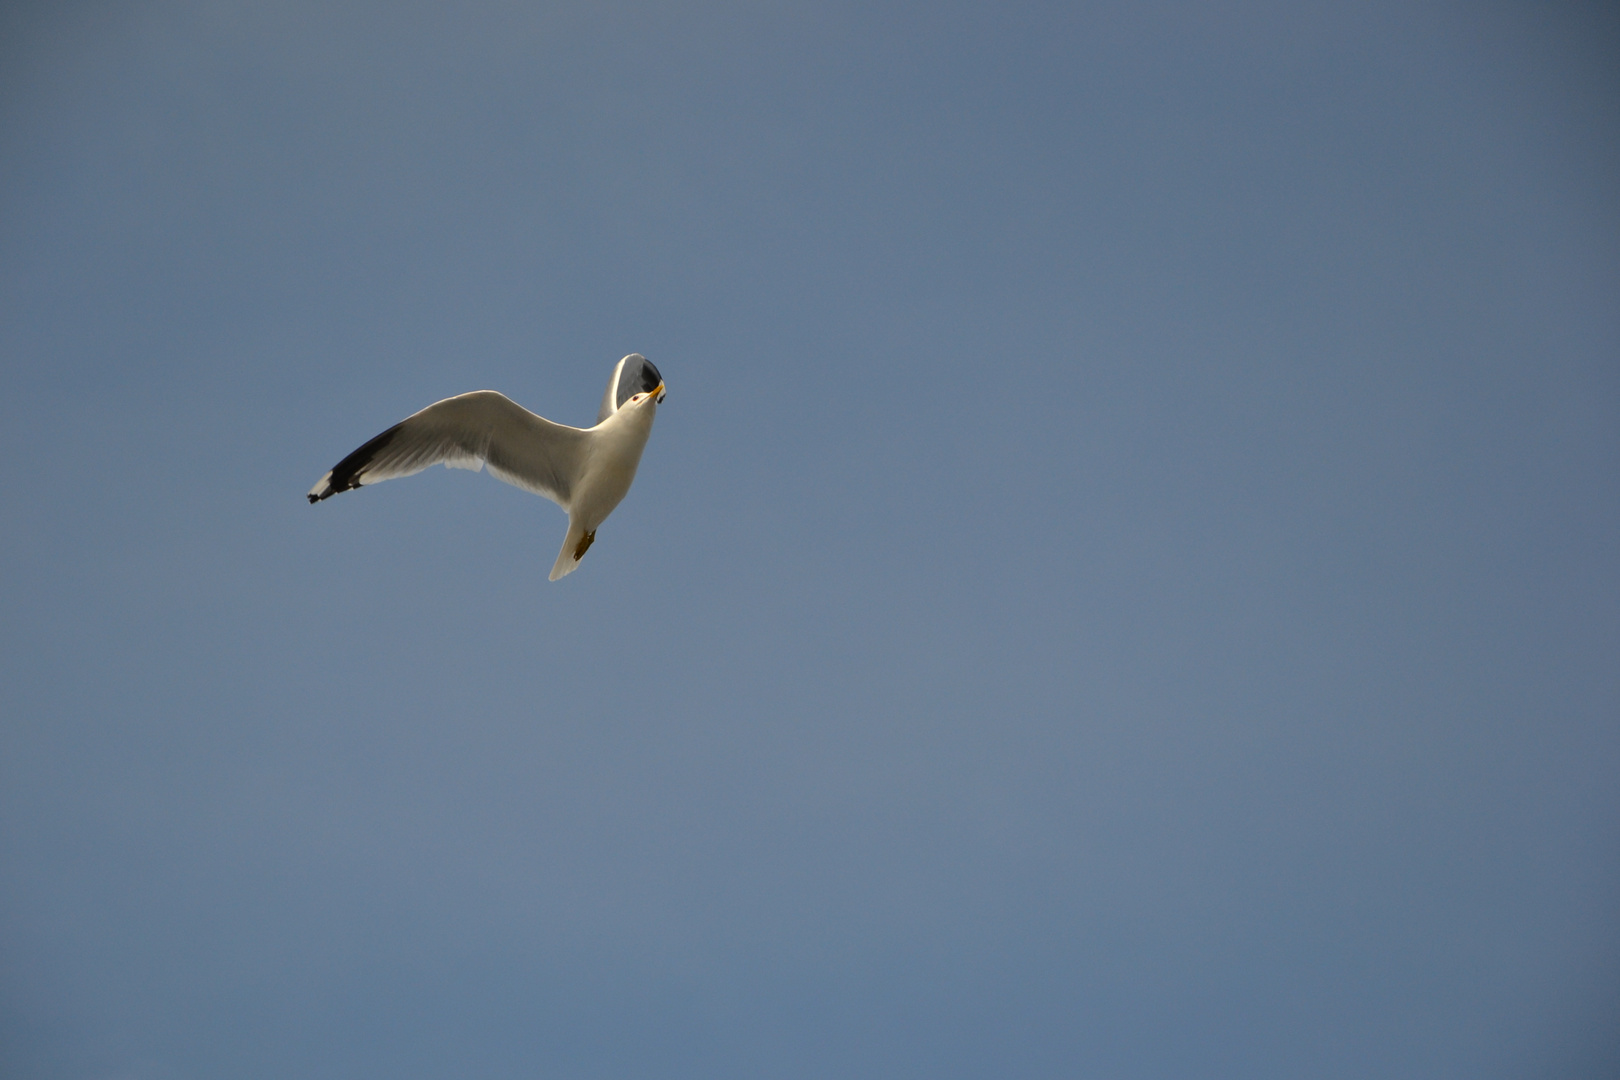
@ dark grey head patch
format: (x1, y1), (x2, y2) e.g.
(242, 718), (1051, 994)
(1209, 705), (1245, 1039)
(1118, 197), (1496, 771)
(616, 355), (663, 410)
(598, 354), (666, 424)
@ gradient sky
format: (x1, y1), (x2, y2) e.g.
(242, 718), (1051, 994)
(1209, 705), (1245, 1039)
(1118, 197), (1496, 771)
(1, 3), (1617, 1078)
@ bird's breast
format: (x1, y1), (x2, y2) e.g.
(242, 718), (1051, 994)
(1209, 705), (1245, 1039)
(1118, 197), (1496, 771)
(573, 414), (654, 524)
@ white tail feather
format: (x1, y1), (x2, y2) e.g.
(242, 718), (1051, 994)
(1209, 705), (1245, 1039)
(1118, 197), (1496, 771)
(549, 518), (590, 581)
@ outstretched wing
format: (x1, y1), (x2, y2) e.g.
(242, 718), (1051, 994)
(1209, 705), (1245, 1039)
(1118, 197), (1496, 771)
(597, 353), (665, 424)
(308, 390), (588, 509)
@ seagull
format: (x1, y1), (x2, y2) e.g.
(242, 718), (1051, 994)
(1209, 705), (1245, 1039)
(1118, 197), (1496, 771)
(308, 354), (666, 580)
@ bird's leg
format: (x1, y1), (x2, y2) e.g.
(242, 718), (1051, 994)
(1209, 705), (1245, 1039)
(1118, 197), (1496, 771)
(573, 529), (596, 561)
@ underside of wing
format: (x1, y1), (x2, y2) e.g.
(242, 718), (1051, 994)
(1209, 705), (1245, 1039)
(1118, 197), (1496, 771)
(597, 353), (664, 424)
(307, 391), (587, 509)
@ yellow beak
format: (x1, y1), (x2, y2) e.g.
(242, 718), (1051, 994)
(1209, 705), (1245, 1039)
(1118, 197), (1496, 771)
(652, 381), (666, 404)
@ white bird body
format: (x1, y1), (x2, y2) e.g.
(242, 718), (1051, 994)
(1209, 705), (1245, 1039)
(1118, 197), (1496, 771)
(307, 354), (666, 580)
(547, 390), (659, 579)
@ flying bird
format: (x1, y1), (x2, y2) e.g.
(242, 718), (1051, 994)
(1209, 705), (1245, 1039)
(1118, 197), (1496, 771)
(308, 354), (666, 580)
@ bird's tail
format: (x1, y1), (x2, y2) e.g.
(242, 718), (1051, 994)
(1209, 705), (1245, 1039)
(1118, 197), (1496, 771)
(549, 518), (596, 581)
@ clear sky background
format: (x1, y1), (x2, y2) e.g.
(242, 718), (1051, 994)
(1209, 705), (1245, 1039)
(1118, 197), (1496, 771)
(1, 2), (1616, 1078)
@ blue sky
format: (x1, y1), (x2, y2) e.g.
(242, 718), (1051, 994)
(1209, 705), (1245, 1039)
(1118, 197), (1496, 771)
(1, 2), (1616, 1078)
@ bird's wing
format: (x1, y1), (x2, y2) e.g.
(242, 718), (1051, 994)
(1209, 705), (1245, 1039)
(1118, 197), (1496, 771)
(597, 353), (665, 424)
(308, 390), (588, 509)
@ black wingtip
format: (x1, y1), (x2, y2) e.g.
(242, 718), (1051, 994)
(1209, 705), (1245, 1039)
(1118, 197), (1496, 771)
(309, 421), (404, 505)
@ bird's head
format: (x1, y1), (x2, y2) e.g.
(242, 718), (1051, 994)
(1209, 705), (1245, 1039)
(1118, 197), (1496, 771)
(621, 354), (665, 408)
(626, 382), (666, 409)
